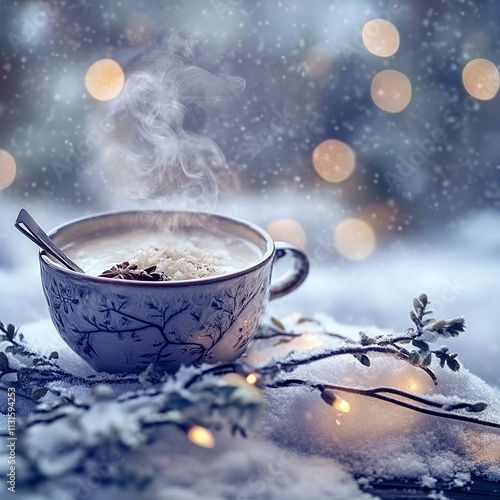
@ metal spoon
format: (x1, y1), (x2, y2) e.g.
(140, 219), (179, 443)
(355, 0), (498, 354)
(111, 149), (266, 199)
(14, 208), (85, 273)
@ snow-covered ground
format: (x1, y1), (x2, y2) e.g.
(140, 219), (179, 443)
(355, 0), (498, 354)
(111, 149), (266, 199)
(1, 195), (499, 498)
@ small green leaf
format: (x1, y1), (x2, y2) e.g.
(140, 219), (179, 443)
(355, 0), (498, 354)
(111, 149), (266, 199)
(413, 297), (421, 312)
(353, 353), (370, 367)
(271, 317), (285, 330)
(32, 387), (49, 400)
(297, 316), (319, 325)
(410, 310), (420, 328)
(409, 351), (420, 365)
(466, 402), (488, 413)
(0, 352), (10, 372)
(418, 293), (428, 307)
(273, 337), (293, 346)
(446, 357), (460, 371)
(359, 354), (370, 367)
(412, 339), (429, 351)
(6, 324), (16, 341)
(421, 351), (432, 367)
(359, 332), (372, 346)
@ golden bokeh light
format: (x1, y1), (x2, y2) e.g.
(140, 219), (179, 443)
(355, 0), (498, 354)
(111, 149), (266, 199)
(0, 149), (17, 190)
(266, 219), (307, 248)
(462, 58), (499, 100)
(362, 19), (400, 57)
(334, 218), (376, 261)
(371, 70), (412, 113)
(187, 425), (215, 448)
(85, 58), (125, 101)
(312, 139), (356, 183)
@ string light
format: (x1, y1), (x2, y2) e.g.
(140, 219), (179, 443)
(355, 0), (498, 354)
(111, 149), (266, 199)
(85, 58), (125, 101)
(321, 389), (350, 414)
(187, 425), (215, 448)
(333, 397), (351, 414)
(245, 373), (258, 385)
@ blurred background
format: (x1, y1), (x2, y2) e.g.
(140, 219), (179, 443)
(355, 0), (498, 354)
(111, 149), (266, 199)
(1, 1), (499, 384)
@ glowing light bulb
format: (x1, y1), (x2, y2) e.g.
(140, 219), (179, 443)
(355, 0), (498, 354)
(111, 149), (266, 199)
(333, 397), (351, 414)
(187, 425), (215, 448)
(245, 373), (258, 385)
(85, 58), (125, 101)
(321, 389), (350, 414)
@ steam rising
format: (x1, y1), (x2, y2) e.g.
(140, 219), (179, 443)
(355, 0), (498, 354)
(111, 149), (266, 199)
(104, 35), (245, 212)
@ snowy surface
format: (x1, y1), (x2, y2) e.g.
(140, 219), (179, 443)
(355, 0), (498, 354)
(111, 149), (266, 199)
(1, 197), (500, 498)
(2, 1), (500, 497)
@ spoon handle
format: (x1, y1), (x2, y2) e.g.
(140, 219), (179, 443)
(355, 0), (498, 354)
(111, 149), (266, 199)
(14, 208), (84, 273)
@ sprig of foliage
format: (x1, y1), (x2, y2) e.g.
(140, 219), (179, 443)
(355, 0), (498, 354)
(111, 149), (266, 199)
(0, 366), (263, 490)
(346, 293), (465, 377)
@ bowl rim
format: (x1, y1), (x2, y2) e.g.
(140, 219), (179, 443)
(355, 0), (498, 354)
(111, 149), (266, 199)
(40, 209), (275, 286)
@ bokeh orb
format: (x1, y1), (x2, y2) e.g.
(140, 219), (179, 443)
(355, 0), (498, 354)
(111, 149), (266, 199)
(462, 58), (499, 100)
(0, 150), (16, 190)
(85, 59), (125, 101)
(362, 19), (400, 57)
(334, 218), (376, 261)
(267, 219), (307, 249)
(312, 139), (356, 183)
(371, 70), (412, 113)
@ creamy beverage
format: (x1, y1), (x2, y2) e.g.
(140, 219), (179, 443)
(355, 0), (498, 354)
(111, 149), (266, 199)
(63, 228), (262, 280)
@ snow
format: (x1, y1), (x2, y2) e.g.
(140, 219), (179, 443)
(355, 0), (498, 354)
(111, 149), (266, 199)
(1, 208), (500, 498)
(2, 1), (500, 497)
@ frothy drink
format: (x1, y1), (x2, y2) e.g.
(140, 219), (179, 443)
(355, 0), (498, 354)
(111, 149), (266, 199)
(64, 228), (262, 280)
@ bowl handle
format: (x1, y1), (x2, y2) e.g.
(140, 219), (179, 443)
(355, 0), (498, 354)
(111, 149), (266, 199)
(269, 242), (310, 300)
